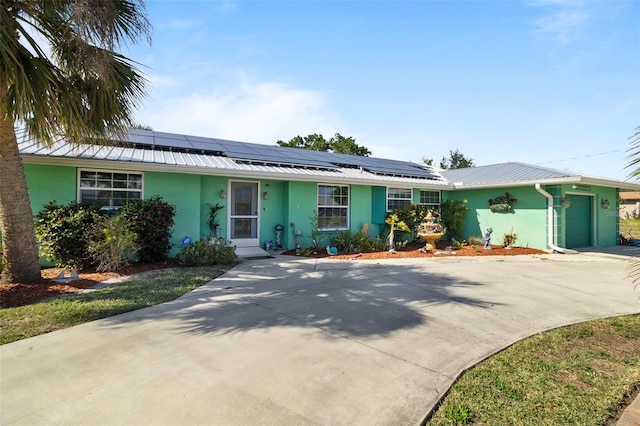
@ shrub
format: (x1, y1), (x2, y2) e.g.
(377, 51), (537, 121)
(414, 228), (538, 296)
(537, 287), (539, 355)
(503, 229), (518, 248)
(177, 239), (236, 266)
(121, 196), (176, 263)
(440, 199), (469, 241)
(35, 201), (102, 269)
(89, 215), (139, 272)
(468, 236), (483, 246)
(394, 204), (433, 234)
(329, 230), (387, 254)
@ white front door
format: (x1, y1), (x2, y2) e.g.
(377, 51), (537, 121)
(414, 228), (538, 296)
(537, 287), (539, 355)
(228, 181), (260, 247)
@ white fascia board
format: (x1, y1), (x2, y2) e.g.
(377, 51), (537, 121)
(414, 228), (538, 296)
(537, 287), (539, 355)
(22, 155), (451, 190)
(451, 176), (640, 191)
(451, 177), (581, 190)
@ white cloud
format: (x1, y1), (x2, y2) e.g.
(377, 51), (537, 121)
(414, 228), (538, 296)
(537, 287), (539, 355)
(530, 1), (592, 44)
(135, 78), (340, 144)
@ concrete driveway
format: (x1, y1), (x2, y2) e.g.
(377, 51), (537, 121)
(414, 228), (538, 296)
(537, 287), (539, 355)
(2, 253), (639, 425)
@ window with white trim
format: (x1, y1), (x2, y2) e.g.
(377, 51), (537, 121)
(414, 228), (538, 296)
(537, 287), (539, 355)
(78, 170), (143, 208)
(387, 187), (412, 211)
(419, 190), (440, 209)
(317, 184), (349, 230)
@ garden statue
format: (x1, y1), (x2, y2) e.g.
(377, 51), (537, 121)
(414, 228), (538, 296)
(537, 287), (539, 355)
(482, 227), (493, 250)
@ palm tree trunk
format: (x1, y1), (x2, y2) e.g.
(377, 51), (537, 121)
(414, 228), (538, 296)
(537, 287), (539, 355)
(0, 116), (42, 283)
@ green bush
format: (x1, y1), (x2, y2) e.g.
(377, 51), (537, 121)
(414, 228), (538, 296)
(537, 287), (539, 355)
(440, 199), (469, 241)
(35, 201), (102, 269)
(89, 215), (139, 272)
(121, 195), (176, 263)
(393, 204), (434, 233)
(329, 230), (387, 254)
(177, 239), (236, 266)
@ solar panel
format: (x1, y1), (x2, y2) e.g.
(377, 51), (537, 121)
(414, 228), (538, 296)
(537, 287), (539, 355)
(120, 130), (443, 179)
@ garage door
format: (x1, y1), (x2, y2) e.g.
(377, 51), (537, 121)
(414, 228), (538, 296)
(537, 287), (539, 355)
(565, 195), (593, 248)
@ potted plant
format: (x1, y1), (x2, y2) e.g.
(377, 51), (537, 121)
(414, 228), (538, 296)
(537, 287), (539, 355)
(207, 203), (225, 239)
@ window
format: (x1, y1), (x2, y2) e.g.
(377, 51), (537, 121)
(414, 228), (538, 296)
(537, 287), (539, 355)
(419, 190), (441, 209)
(318, 184), (349, 229)
(78, 170), (143, 208)
(387, 188), (412, 211)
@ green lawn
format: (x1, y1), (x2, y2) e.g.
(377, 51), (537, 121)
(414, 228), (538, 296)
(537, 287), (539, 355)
(426, 315), (640, 425)
(620, 218), (640, 240)
(0, 267), (227, 345)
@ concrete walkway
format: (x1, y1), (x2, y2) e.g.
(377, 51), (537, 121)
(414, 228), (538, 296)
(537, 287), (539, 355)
(1, 252), (639, 425)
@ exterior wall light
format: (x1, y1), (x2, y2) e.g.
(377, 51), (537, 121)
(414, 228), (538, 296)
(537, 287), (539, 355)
(263, 191), (269, 200)
(219, 189), (226, 199)
(601, 199), (611, 209)
(560, 196), (571, 209)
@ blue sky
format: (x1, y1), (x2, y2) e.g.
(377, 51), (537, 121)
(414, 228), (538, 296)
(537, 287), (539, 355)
(124, 0), (639, 180)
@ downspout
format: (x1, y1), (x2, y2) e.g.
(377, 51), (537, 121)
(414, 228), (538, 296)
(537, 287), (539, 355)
(534, 183), (578, 254)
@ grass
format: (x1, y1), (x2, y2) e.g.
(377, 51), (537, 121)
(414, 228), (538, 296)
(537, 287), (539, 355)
(426, 314), (640, 425)
(0, 267), (227, 345)
(620, 218), (640, 240)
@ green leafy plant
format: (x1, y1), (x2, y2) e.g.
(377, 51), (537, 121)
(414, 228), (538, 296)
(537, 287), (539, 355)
(177, 239), (236, 266)
(89, 215), (139, 272)
(385, 213), (411, 253)
(443, 402), (474, 425)
(35, 201), (102, 269)
(329, 230), (386, 254)
(207, 203), (225, 236)
(440, 199), (469, 241)
(309, 210), (320, 252)
(121, 195), (176, 263)
(393, 204), (433, 236)
(490, 203), (513, 213)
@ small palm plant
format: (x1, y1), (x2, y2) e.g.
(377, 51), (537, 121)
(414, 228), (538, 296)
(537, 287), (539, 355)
(385, 213), (410, 253)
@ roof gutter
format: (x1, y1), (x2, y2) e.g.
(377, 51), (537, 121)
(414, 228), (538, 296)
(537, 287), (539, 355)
(534, 183), (578, 254)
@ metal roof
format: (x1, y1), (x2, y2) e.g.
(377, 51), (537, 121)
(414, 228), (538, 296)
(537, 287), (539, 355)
(17, 130), (449, 189)
(441, 162), (575, 186)
(17, 130), (638, 190)
(441, 162), (639, 190)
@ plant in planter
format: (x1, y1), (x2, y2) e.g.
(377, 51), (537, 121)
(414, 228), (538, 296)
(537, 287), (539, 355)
(488, 193), (517, 213)
(207, 203), (225, 238)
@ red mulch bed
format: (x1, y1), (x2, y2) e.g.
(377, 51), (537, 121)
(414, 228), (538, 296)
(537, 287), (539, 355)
(0, 262), (173, 309)
(283, 244), (545, 260)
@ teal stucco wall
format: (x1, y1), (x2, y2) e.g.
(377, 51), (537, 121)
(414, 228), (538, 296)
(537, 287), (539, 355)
(24, 164), (77, 213)
(448, 186), (549, 250)
(22, 162), (620, 260)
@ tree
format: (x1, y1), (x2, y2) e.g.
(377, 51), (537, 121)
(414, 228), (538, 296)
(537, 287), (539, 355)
(423, 149), (475, 170)
(0, 0), (150, 283)
(277, 133), (330, 151)
(277, 133), (371, 156)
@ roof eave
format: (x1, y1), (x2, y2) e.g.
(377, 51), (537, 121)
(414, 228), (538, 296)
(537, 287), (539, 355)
(451, 176), (640, 191)
(21, 155), (451, 190)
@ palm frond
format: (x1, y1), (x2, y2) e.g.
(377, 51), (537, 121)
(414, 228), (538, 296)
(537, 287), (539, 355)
(2, 0), (151, 146)
(625, 125), (640, 181)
